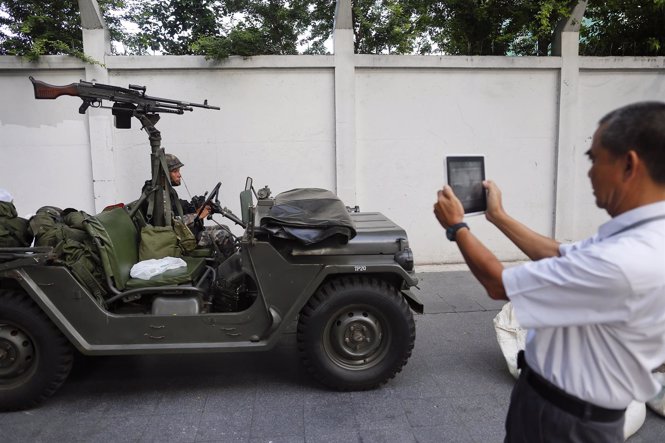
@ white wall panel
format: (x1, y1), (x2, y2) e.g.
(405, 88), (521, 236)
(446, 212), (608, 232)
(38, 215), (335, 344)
(0, 70), (92, 216)
(356, 69), (559, 263)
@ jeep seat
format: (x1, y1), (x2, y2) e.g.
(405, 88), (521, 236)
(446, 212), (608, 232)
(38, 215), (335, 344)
(124, 257), (206, 289)
(85, 208), (206, 292)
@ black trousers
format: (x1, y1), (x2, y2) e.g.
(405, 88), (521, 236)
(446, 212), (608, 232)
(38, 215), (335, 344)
(504, 371), (625, 443)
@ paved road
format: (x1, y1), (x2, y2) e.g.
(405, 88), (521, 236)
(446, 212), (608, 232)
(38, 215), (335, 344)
(1, 271), (663, 442)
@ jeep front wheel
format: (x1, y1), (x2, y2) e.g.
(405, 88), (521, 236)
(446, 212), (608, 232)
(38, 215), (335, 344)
(297, 277), (415, 390)
(0, 290), (73, 411)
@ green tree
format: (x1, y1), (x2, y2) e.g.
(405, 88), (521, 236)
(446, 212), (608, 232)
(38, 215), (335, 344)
(0, 0), (125, 61)
(351, 0), (432, 54)
(423, 0), (576, 56)
(2, 0), (664, 59)
(305, 0), (575, 56)
(124, 0), (332, 59)
(121, 0), (224, 55)
(581, 0), (665, 56)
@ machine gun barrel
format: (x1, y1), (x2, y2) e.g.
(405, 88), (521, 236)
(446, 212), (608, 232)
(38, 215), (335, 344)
(29, 77), (220, 115)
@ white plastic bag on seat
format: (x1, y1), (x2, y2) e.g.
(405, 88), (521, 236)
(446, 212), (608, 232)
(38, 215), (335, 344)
(130, 257), (186, 280)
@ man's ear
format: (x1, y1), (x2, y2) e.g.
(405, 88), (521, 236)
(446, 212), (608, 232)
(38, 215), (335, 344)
(624, 150), (640, 180)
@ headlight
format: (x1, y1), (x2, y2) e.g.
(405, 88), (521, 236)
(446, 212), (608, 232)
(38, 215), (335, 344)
(394, 248), (414, 271)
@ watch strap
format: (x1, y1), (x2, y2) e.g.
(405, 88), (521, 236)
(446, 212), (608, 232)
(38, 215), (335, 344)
(446, 222), (469, 242)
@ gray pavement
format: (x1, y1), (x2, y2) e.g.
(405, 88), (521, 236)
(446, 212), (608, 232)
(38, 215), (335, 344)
(1, 271), (664, 442)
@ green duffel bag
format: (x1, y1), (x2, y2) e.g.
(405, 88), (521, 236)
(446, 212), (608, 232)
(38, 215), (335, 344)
(139, 225), (181, 261)
(62, 208), (87, 230)
(54, 235), (107, 303)
(0, 201), (33, 247)
(30, 207), (88, 248)
(29, 206), (63, 247)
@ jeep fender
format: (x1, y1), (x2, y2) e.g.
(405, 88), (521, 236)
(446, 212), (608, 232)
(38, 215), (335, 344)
(314, 264), (423, 314)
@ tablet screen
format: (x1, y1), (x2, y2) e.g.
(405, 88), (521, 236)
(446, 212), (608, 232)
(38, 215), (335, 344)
(446, 156), (486, 215)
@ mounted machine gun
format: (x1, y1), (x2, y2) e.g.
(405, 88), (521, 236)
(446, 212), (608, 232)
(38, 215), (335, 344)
(29, 76), (220, 226)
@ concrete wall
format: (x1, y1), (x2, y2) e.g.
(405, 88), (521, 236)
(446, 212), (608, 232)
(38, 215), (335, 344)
(354, 62), (560, 264)
(1, 3), (664, 266)
(1, 66), (92, 211)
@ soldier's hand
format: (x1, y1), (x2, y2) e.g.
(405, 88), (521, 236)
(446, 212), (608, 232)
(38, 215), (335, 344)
(197, 205), (211, 219)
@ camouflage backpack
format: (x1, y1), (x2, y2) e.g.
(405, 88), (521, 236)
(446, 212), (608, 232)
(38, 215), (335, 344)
(0, 201), (33, 247)
(29, 207), (107, 302)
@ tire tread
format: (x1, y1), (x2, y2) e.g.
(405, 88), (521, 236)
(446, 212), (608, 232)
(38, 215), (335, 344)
(297, 276), (415, 391)
(0, 289), (73, 411)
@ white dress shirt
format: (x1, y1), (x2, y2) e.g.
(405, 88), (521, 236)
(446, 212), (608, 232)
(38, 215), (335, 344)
(503, 201), (665, 409)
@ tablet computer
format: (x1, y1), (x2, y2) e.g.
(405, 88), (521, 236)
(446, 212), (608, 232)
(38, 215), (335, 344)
(444, 155), (487, 216)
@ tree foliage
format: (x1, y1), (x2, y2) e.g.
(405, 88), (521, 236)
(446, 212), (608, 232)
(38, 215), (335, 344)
(581, 0), (665, 56)
(292, 0), (574, 55)
(1, 0), (664, 60)
(0, 0), (123, 61)
(0, 0), (84, 60)
(122, 0), (331, 58)
(433, 0), (577, 56)
(120, 0), (223, 55)
(350, 0), (430, 54)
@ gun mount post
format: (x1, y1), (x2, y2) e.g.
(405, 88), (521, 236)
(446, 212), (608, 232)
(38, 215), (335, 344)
(135, 113), (173, 227)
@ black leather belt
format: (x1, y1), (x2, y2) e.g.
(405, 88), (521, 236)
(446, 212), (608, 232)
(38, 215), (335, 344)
(517, 350), (626, 422)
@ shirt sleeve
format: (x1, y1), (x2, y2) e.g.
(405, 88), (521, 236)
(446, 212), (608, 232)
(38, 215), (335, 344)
(558, 236), (596, 257)
(502, 243), (632, 329)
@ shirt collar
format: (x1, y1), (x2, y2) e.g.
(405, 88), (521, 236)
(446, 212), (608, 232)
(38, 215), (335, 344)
(598, 201), (665, 240)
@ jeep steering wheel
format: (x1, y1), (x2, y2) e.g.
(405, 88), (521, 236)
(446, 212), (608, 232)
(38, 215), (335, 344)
(197, 182), (221, 219)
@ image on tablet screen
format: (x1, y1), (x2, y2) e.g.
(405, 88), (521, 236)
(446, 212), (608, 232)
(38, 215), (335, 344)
(446, 156), (486, 215)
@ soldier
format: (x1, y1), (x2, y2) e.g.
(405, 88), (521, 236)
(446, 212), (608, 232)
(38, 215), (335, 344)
(141, 153), (208, 234)
(163, 153), (210, 228)
(149, 153), (234, 256)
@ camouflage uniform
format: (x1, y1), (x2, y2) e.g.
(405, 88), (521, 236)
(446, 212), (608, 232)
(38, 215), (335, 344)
(166, 154), (235, 257)
(139, 154), (195, 222)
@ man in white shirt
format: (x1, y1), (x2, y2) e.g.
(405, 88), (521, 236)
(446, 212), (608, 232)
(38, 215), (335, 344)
(433, 101), (665, 442)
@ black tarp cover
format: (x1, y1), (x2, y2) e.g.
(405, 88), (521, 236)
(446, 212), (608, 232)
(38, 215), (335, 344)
(260, 188), (357, 245)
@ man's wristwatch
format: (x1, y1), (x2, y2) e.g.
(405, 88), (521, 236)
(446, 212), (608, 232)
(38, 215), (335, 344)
(446, 222), (469, 242)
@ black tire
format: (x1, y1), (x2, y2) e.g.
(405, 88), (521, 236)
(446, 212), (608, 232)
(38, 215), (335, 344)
(0, 289), (73, 411)
(297, 276), (415, 390)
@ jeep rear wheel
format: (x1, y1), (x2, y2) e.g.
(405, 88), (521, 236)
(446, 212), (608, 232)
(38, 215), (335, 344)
(0, 290), (73, 411)
(297, 276), (415, 390)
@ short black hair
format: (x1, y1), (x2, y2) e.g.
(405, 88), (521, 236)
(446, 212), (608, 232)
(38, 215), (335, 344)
(598, 101), (665, 184)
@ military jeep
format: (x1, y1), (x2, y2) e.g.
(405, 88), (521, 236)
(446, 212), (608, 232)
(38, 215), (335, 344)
(0, 77), (421, 411)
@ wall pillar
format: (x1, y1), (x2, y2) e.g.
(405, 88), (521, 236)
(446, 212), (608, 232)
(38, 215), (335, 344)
(552, 0), (586, 242)
(333, 0), (357, 204)
(78, 0), (115, 212)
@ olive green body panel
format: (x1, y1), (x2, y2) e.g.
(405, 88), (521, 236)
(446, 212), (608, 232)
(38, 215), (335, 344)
(9, 266), (275, 354)
(1, 236), (419, 355)
(0, 203), (420, 355)
(245, 240), (422, 335)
